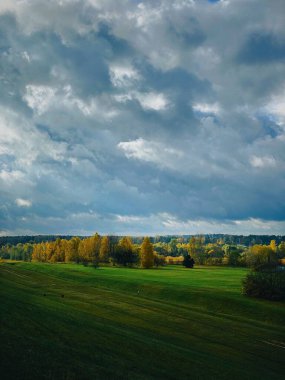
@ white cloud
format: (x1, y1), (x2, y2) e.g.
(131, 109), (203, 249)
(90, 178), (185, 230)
(109, 63), (140, 87)
(192, 102), (220, 115)
(114, 91), (169, 111)
(15, 198), (32, 207)
(136, 92), (169, 111)
(0, 170), (25, 183)
(23, 83), (118, 119)
(250, 155), (276, 168)
(115, 214), (144, 223)
(118, 138), (183, 169)
(264, 89), (285, 127)
(23, 85), (57, 115)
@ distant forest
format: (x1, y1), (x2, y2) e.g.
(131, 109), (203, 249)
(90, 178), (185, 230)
(1, 234), (285, 248)
(1, 233), (285, 272)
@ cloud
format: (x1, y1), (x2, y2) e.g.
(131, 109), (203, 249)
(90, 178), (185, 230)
(24, 85), (57, 115)
(15, 198), (32, 207)
(192, 102), (220, 115)
(135, 92), (169, 111)
(250, 155), (276, 169)
(0, 0), (284, 235)
(118, 138), (183, 170)
(109, 63), (140, 88)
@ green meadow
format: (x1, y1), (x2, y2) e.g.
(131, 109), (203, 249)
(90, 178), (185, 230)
(1, 262), (284, 380)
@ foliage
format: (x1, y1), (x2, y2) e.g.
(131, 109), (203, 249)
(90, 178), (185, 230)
(222, 245), (242, 266)
(1, 234), (285, 250)
(99, 236), (110, 263)
(0, 243), (33, 261)
(140, 237), (154, 268)
(153, 242), (169, 256)
(165, 255), (184, 265)
(3, 235), (285, 270)
(245, 244), (278, 269)
(65, 237), (80, 263)
(153, 253), (166, 267)
(182, 254), (195, 268)
(242, 267), (285, 301)
(112, 237), (138, 267)
(188, 236), (207, 264)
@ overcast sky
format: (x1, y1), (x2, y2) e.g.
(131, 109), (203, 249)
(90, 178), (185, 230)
(0, 0), (285, 236)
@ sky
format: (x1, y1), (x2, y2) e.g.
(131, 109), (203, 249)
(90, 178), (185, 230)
(0, 0), (285, 236)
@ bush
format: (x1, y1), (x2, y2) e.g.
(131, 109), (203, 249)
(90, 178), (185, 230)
(242, 268), (285, 301)
(182, 254), (195, 268)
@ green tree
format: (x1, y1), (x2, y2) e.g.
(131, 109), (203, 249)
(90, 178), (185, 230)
(153, 253), (166, 267)
(278, 241), (285, 258)
(169, 239), (178, 256)
(222, 245), (241, 266)
(22, 243), (33, 261)
(113, 237), (137, 266)
(188, 236), (206, 264)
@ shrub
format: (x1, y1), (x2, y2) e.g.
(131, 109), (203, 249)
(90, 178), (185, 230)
(242, 267), (285, 301)
(182, 254), (195, 268)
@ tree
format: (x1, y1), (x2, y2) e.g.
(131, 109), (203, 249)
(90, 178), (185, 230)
(88, 233), (101, 267)
(278, 241), (285, 258)
(188, 237), (196, 256)
(169, 239), (178, 256)
(99, 236), (110, 263)
(141, 237), (154, 269)
(188, 236), (205, 264)
(65, 237), (80, 263)
(270, 240), (277, 253)
(113, 237), (137, 266)
(153, 253), (166, 267)
(246, 244), (277, 269)
(222, 245), (241, 266)
(183, 254), (195, 268)
(53, 238), (66, 262)
(78, 239), (88, 264)
(32, 243), (45, 262)
(22, 243), (33, 261)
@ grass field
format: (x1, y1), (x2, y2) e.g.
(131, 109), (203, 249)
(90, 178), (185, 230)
(1, 262), (285, 380)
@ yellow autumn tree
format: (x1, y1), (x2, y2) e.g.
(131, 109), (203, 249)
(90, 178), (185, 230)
(141, 237), (154, 269)
(270, 240), (277, 252)
(99, 236), (110, 263)
(65, 237), (80, 263)
(89, 233), (101, 267)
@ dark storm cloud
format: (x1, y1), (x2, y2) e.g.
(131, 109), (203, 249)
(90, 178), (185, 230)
(0, 0), (284, 235)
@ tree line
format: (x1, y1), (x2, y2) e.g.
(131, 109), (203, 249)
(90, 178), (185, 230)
(1, 234), (285, 249)
(27, 235), (161, 269)
(1, 234), (284, 270)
